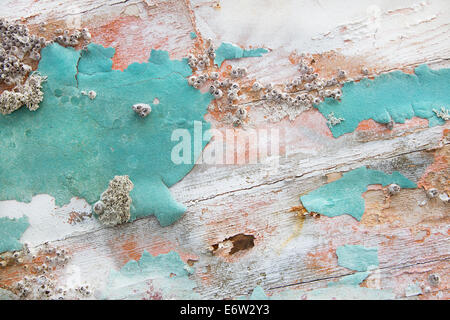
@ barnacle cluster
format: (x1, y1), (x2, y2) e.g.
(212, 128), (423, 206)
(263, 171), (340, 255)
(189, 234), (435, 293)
(93, 175), (134, 226)
(326, 111), (344, 127)
(14, 274), (92, 300)
(186, 41), (347, 126)
(0, 18), (91, 115)
(132, 103), (151, 117)
(0, 18), (47, 86)
(420, 187), (449, 206)
(185, 39), (252, 126)
(187, 38), (215, 70)
(0, 242), (70, 270)
(258, 58), (344, 116)
(1, 242), (91, 300)
(54, 28), (91, 47)
(251, 57), (347, 123)
(0, 72), (47, 114)
(433, 106), (450, 121)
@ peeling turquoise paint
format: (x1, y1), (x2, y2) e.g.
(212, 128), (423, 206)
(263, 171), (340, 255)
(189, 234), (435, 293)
(0, 43), (213, 226)
(0, 216), (29, 253)
(214, 42), (268, 67)
(250, 286), (269, 300)
(102, 250), (200, 299)
(247, 283), (395, 300)
(190, 32), (197, 39)
(316, 65), (450, 138)
(244, 246), (394, 300)
(300, 166), (417, 221)
(328, 271), (371, 287)
(236, 285), (269, 300)
(336, 245), (379, 272)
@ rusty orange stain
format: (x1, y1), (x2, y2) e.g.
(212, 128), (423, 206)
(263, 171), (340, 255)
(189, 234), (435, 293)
(355, 117), (429, 134)
(311, 50), (373, 80)
(418, 144), (449, 194)
(120, 237), (141, 263)
(360, 189), (400, 227)
(326, 172), (343, 183)
(288, 51), (301, 65)
(278, 207), (306, 251)
(412, 227), (431, 243)
(90, 16), (174, 71)
(305, 247), (336, 275)
(90, 16), (144, 70)
(108, 234), (198, 267)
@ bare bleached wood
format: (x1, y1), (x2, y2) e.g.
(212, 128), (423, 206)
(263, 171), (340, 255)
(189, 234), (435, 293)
(0, 0), (449, 300)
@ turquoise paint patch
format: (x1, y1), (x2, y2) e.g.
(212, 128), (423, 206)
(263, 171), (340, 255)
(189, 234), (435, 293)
(236, 286), (269, 300)
(297, 285), (395, 300)
(0, 43), (213, 226)
(328, 271), (370, 287)
(0, 216), (29, 253)
(316, 65), (450, 137)
(250, 286), (269, 300)
(243, 246), (391, 300)
(336, 245), (379, 272)
(190, 32), (197, 39)
(247, 282), (394, 300)
(214, 42), (268, 67)
(300, 166), (416, 221)
(102, 250), (199, 299)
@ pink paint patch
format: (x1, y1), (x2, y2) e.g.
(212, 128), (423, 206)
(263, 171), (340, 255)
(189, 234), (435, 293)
(356, 117), (428, 133)
(366, 184), (384, 191)
(142, 237), (198, 263)
(90, 13), (191, 71)
(295, 109), (333, 138)
(90, 16), (152, 71)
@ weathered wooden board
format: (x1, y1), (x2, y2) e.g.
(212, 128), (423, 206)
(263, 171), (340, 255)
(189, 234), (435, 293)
(0, 0), (449, 300)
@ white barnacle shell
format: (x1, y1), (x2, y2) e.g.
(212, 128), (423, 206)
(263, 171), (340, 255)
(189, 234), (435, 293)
(230, 68), (240, 78)
(313, 97), (322, 105)
(337, 69), (346, 79)
(237, 67), (247, 77)
(213, 88), (223, 99)
(387, 184), (401, 195)
(236, 106), (247, 119)
(88, 90), (96, 100)
(210, 72), (219, 80)
(132, 103), (152, 118)
(251, 82), (262, 92)
(426, 188), (439, 199)
(93, 201), (105, 215)
(438, 193), (449, 203)
(188, 76), (197, 86)
(230, 82), (240, 91)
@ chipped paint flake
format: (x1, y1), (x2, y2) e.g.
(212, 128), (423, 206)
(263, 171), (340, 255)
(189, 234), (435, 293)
(336, 245), (379, 272)
(102, 250), (200, 300)
(0, 216), (29, 253)
(214, 42), (268, 67)
(316, 65), (450, 137)
(300, 166), (417, 221)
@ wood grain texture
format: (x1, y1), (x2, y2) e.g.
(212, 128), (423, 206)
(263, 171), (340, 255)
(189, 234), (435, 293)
(0, 0), (449, 300)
